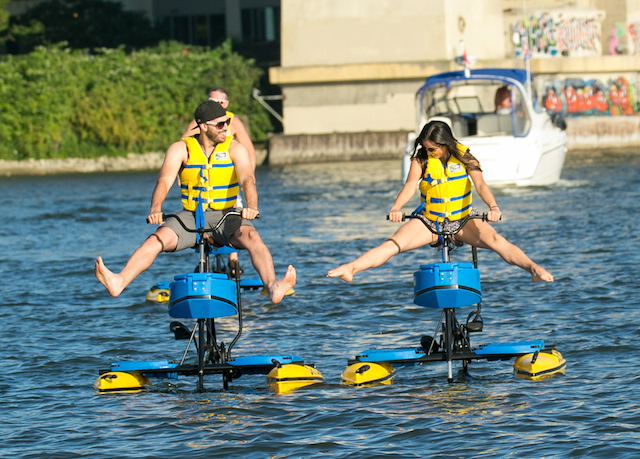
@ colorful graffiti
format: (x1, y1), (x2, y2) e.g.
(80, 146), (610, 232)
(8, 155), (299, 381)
(512, 14), (600, 57)
(608, 22), (640, 55)
(629, 23), (640, 55)
(541, 77), (637, 116)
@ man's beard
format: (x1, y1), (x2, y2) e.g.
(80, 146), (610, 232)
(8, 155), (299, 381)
(204, 128), (223, 144)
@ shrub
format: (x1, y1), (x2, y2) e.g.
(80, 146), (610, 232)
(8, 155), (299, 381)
(0, 40), (271, 160)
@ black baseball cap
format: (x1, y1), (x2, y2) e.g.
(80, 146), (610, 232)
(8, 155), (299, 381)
(194, 100), (226, 125)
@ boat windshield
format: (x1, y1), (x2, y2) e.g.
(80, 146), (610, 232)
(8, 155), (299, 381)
(420, 80), (531, 137)
(531, 85), (544, 113)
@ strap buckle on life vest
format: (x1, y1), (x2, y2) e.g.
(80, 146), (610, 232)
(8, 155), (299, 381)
(429, 177), (447, 187)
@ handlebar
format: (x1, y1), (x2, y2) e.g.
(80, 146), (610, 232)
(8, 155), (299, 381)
(388, 212), (497, 237)
(156, 209), (250, 234)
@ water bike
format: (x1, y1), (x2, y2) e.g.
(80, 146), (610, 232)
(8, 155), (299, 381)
(341, 212), (565, 386)
(95, 211), (322, 393)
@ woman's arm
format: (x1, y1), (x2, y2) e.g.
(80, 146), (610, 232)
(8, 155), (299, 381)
(388, 158), (423, 222)
(468, 169), (501, 222)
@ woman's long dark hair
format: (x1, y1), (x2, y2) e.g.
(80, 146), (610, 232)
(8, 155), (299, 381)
(411, 120), (481, 175)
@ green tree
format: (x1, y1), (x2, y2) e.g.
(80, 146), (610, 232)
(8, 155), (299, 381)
(0, 0), (8, 28)
(8, 0), (161, 54)
(0, 41), (272, 160)
(0, 0), (10, 41)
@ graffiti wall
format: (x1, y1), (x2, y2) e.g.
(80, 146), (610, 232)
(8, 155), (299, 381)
(512, 14), (601, 57)
(625, 23), (640, 55)
(540, 77), (637, 116)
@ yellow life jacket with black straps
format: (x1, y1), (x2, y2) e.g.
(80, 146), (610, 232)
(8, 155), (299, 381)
(179, 135), (239, 212)
(418, 143), (472, 222)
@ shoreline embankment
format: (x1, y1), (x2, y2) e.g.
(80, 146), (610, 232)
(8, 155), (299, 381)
(1, 116), (638, 176)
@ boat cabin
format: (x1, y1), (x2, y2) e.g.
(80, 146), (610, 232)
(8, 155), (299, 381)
(416, 69), (542, 139)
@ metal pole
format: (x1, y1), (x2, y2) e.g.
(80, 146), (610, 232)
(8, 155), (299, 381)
(252, 88), (285, 127)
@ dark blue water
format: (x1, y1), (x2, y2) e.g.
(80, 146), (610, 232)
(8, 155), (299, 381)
(2, 152), (640, 458)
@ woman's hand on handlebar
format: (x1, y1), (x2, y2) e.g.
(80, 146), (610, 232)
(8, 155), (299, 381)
(242, 207), (260, 220)
(387, 209), (404, 223)
(146, 211), (165, 225)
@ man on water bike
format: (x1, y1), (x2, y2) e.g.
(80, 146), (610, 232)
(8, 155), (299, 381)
(95, 100), (295, 304)
(182, 87), (256, 276)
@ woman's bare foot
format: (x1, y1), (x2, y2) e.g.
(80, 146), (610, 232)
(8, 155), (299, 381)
(268, 265), (297, 304)
(531, 265), (554, 283)
(326, 264), (355, 282)
(95, 257), (126, 297)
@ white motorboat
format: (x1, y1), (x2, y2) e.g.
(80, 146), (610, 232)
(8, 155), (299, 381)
(401, 68), (568, 186)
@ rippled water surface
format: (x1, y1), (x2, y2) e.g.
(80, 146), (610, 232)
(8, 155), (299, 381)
(2, 152), (640, 458)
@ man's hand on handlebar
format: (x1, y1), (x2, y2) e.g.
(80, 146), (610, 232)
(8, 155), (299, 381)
(146, 211), (164, 225)
(242, 207), (259, 220)
(486, 207), (502, 223)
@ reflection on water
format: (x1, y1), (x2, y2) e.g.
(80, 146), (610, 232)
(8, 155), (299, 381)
(1, 154), (640, 457)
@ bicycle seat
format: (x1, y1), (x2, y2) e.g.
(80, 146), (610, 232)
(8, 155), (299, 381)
(208, 245), (238, 255)
(429, 236), (464, 249)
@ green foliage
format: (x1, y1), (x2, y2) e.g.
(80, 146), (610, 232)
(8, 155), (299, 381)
(0, 0), (9, 34)
(7, 0), (161, 54)
(0, 41), (271, 160)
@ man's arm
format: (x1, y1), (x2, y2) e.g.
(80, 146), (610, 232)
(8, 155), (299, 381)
(147, 141), (188, 224)
(230, 117), (256, 170)
(229, 140), (258, 220)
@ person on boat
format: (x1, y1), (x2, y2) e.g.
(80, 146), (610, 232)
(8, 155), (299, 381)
(495, 86), (512, 114)
(95, 100), (295, 304)
(182, 86), (257, 276)
(327, 120), (554, 284)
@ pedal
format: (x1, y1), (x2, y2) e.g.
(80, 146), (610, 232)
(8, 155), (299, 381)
(466, 310), (483, 332)
(169, 321), (192, 340)
(466, 319), (483, 333)
(420, 335), (440, 353)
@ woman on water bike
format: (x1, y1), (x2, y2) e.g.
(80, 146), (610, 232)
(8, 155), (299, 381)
(327, 120), (553, 284)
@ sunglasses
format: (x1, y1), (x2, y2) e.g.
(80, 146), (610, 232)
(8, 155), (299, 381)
(205, 118), (231, 129)
(208, 98), (228, 104)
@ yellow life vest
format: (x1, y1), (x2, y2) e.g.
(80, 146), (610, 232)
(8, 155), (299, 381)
(225, 110), (235, 137)
(179, 135), (239, 212)
(418, 143), (472, 222)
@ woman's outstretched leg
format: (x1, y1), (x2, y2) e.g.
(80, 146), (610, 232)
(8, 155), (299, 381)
(326, 239), (400, 282)
(458, 221), (554, 283)
(327, 219), (436, 282)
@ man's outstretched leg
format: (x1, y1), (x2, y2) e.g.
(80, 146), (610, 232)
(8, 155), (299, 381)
(230, 226), (295, 304)
(95, 228), (177, 297)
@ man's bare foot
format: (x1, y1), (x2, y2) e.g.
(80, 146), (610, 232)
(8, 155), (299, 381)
(95, 256), (126, 297)
(531, 265), (554, 283)
(326, 264), (355, 282)
(268, 265), (297, 304)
